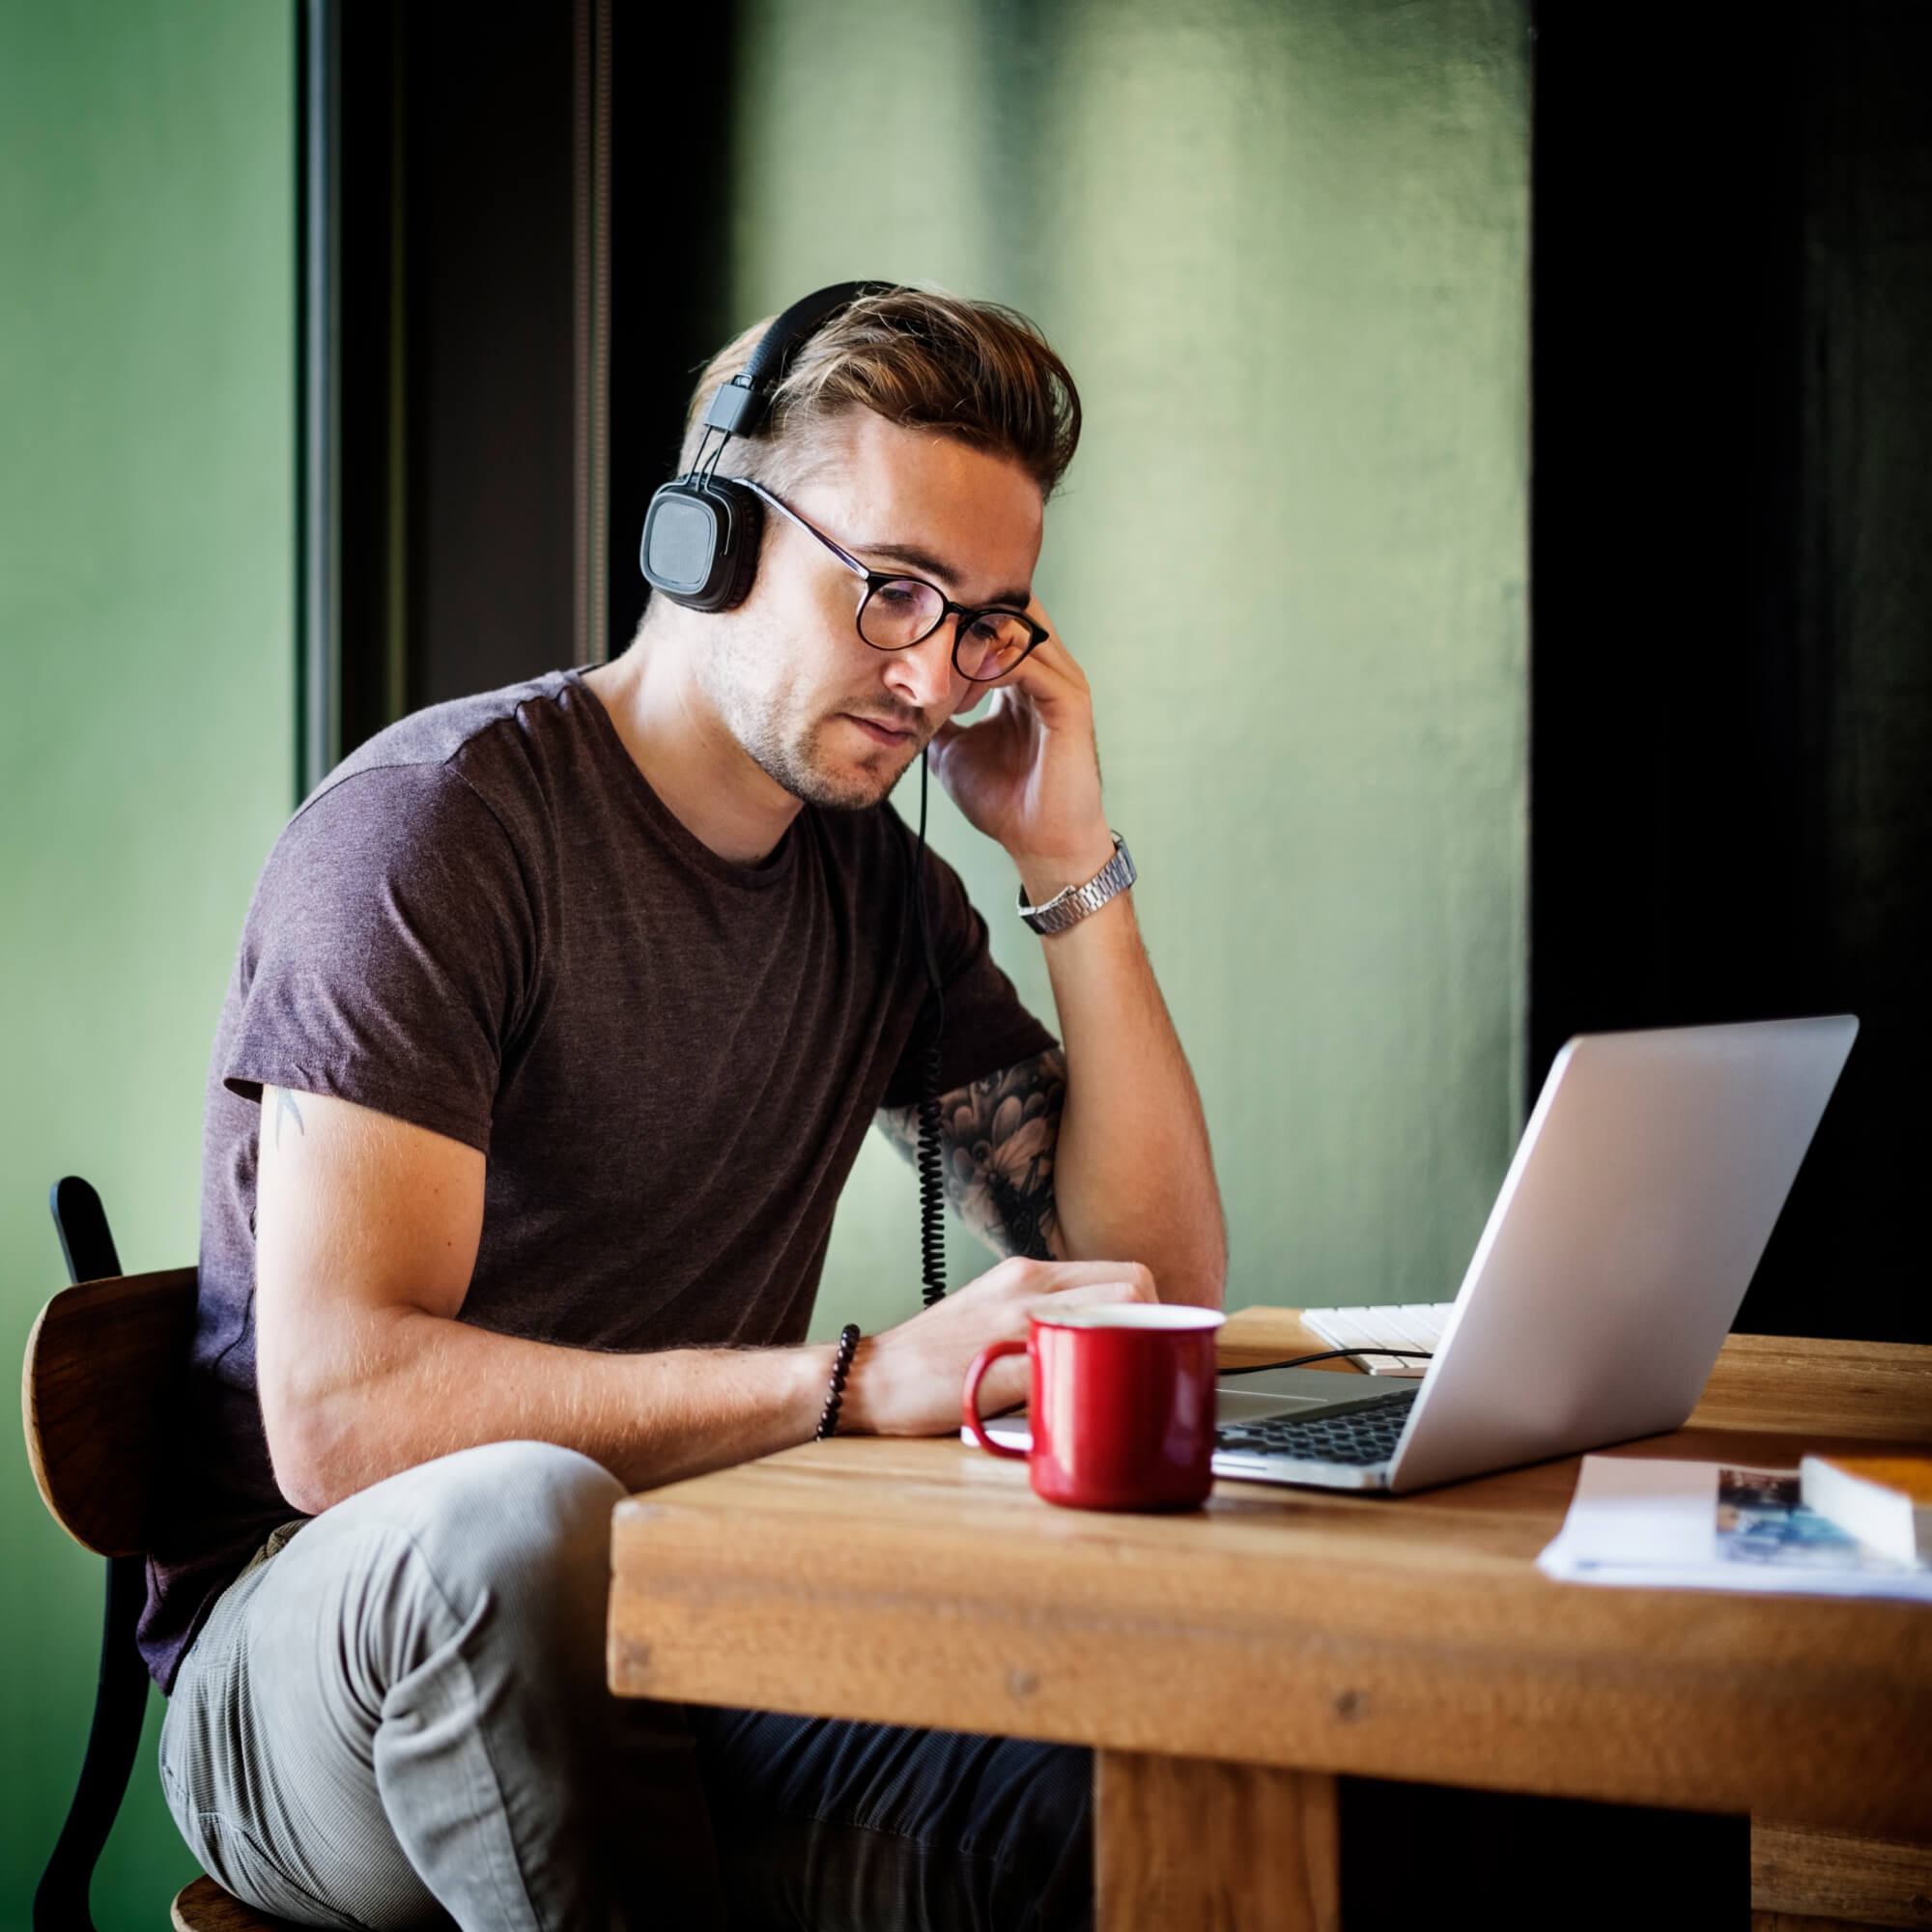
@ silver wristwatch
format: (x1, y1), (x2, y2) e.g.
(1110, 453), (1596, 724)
(1017, 834), (1137, 935)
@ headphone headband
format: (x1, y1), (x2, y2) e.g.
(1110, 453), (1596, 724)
(697, 279), (895, 449)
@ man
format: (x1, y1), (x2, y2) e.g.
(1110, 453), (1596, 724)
(153, 286), (1225, 1929)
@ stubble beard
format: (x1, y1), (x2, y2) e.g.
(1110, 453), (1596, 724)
(704, 650), (925, 813)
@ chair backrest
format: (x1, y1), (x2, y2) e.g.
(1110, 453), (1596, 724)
(21, 1267), (198, 1557)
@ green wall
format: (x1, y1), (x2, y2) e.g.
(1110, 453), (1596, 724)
(754, 0), (1533, 1338)
(0, 2), (294, 1923)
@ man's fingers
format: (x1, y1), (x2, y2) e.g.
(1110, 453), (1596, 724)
(994, 648), (1083, 717)
(1020, 1260), (1157, 1307)
(944, 1257), (1156, 1321)
(1009, 1257), (1153, 1292)
(1024, 1281), (1154, 1320)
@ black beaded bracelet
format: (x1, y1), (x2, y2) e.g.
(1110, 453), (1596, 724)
(815, 1323), (861, 1439)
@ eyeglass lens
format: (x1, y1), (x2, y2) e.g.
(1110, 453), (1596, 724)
(858, 581), (1035, 681)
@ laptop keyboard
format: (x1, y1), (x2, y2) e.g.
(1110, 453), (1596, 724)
(1217, 1387), (1419, 1466)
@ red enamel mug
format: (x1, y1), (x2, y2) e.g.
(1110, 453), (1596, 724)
(961, 1304), (1226, 1511)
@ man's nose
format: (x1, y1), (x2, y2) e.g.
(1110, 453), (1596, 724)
(882, 620), (963, 715)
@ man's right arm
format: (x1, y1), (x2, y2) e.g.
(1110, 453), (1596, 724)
(254, 1086), (1152, 1512)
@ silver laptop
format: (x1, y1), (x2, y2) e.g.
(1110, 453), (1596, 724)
(981, 1017), (1858, 1493)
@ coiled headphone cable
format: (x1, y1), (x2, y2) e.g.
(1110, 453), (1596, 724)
(911, 756), (948, 1308)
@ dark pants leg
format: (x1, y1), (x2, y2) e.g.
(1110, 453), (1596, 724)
(688, 1708), (1093, 1932)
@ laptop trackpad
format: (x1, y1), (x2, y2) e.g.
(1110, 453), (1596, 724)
(1213, 1366), (1379, 1423)
(1216, 1388), (1331, 1423)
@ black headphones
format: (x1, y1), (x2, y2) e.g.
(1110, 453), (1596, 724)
(639, 280), (893, 612)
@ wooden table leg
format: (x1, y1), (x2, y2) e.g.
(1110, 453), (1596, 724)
(1094, 1750), (1340, 1932)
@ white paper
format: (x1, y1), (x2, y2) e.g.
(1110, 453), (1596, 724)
(1537, 1457), (1932, 1602)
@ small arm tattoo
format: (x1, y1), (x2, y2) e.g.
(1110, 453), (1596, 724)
(879, 1046), (1066, 1261)
(270, 1086), (305, 1149)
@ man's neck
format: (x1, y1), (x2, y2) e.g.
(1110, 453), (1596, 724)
(583, 630), (801, 867)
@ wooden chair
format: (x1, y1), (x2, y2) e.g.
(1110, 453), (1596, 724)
(22, 1176), (297, 1931)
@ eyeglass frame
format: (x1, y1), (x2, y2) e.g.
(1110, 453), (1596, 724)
(741, 478), (1050, 682)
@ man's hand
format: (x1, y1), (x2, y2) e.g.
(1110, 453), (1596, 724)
(925, 607), (1118, 899)
(837, 1255), (1157, 1436)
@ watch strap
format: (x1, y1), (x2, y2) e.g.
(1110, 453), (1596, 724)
(1018, 835), (1136, 935)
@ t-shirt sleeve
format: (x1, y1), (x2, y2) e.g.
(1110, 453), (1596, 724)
(219, 764), (540, 1153)
(881, 841), (1057, 1109)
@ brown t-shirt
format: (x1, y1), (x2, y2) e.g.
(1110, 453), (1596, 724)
(143, 669), (1053, 1690)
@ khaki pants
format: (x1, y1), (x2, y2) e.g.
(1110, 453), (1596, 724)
(159, 1440), (718, 1931)
(159, 1437), (1092, 1931)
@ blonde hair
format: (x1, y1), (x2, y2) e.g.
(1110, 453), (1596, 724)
(674, 286), (1082, 497)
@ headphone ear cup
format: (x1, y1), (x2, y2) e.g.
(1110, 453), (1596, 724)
(703, 478), (765, 612)
(639, 477), (766, 613)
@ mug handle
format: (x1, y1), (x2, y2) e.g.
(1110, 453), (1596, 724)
(961, 1339), (1030, 1459)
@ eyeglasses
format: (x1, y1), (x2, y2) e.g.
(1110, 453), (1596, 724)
(743, 479), (1049, 683)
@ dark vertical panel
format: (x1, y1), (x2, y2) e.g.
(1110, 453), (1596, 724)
(1529, 6), (1808, 1049)
(1792, 2), (1932, 1345)
(335, 0), (408, 758)
(405, 0), (576, 707)
(571, 0), (612, 667)
(297, 0), (342, 796)
(313, 5), (739, 733)
(1530, 1), (1932, 1344)
(301, 0), (410, 782)
(602, 9), (739, 658)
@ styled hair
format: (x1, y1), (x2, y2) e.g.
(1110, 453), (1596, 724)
(673, 286), (1082, 498)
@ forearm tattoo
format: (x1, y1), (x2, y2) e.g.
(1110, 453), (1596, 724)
(880, 1047), (1066, 1261)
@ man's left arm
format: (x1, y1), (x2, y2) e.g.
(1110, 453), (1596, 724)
(880, 1046), (1067, 1264)
(905, 611), (1227, 1307)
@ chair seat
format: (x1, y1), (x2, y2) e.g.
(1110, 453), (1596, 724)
(172, 1871), (308, 1931)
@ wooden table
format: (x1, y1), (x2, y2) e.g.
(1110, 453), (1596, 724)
(609, 1311), (1932, 1930)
